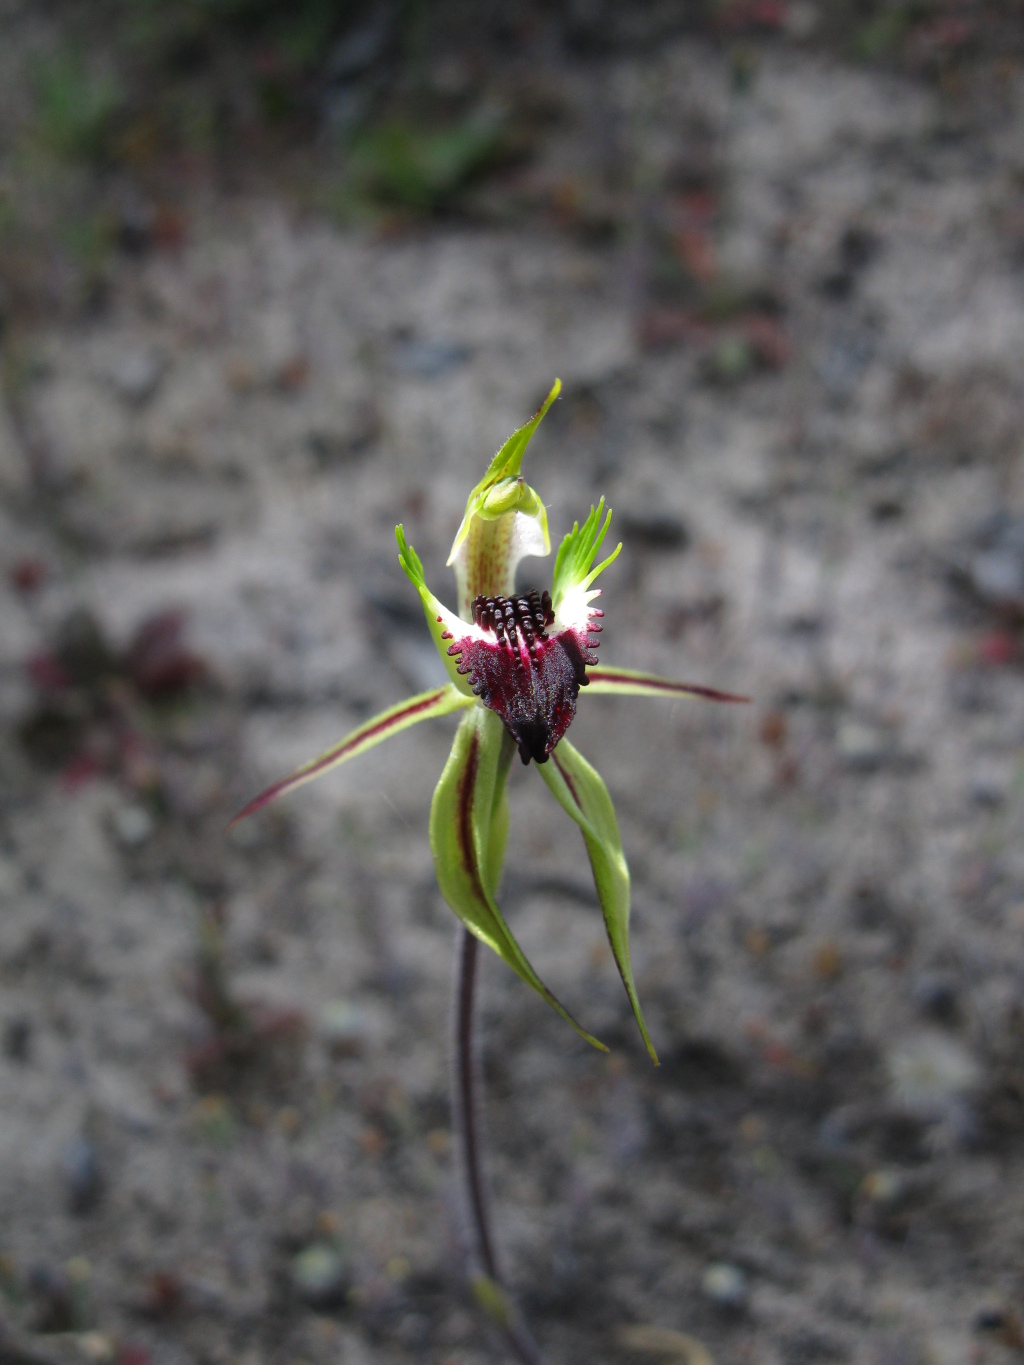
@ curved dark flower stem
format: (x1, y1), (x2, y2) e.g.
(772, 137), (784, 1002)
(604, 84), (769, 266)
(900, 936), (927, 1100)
(453, 926), (545, 1365)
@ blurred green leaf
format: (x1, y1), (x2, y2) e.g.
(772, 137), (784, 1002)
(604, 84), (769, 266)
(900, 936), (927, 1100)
(470, 1272), (513, 1329)
(350, 106), (506, 212)
(274, 0), (347, 72)
(34, 52), (123, 162)
(854, 5), (911, 61)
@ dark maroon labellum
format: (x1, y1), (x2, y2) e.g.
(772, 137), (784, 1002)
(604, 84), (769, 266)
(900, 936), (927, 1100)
(448, 590), (599, 765)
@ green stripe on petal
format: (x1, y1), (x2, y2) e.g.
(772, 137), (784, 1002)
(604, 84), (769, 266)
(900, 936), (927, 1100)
(451, 504), (550, 621)
(538, 739), (659, 1064)
(431, 707), (607, 1052)
(585, 666), (750, 704)
(231, 684), (474, 825)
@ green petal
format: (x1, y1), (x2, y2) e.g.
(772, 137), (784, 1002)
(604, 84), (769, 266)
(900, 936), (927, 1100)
(396, 525), (475, 695)
(551, 498), (622, 611)
(430, 707), (607, 1052)
(537, 739), (659, 1064)
(584, 666), (749, 704)
(231, 685), (474, 824)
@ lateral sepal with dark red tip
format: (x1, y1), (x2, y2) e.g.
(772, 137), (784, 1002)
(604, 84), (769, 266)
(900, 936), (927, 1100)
(230, 685), (473, 825)
(584, 666), (749, 704)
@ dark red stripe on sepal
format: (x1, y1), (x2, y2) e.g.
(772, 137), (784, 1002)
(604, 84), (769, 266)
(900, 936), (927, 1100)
(231, 686), (466, 827)
(585, 667), (750, 704)
(430, 708), (608, 1052)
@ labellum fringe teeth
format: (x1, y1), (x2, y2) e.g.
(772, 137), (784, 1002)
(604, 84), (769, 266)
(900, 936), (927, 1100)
(470, 590), (555, 654)
(446, 590), (602, 766)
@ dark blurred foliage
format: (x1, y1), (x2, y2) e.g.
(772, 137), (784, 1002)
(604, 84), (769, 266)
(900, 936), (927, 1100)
(18, 605), (208, 783)
(0, 0), (1020, 323)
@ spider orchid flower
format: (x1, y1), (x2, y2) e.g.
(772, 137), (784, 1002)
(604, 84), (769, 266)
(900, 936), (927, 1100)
(234, 380), (745, 1062)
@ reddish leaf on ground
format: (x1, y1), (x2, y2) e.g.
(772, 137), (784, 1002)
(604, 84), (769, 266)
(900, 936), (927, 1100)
(126, 610), (206, 698)
(739, 313), (791, 369)
(26, 651), (73, 692)
(59, 753), (104, 791)
(10, 557), (47, 593)
(978, 631), (1018, 667)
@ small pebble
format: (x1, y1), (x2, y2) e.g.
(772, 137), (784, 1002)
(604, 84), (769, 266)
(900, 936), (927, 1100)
(110, 351), (163, 406)
(836, 721), (886, 771)
(817, 1109), (851, 1152)
(973, 1305), (1024, 1347)
(62, 1136), (104, 1214)
(912, 971), (958, 1023)
(112, 803), (154, 849)
(970, 548), (1024, 609)
(968, 761), (1011, 808)
(859, 1168), (907, 1210)
(78, 1331), (116, 1362)
(3, 1015), (31, 1062)
(887, 1032), (980, 1117)
(811, 940), (843, 981)
(701, 1261), (748, 1311)
(814, 333), (870, 401)
(291, 1243), (349, 1309)
(393, 337), (471, 379)
(320, 1001), (369, 1058)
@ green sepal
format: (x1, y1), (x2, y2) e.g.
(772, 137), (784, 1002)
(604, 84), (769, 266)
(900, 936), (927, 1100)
(446, 379), (560, 566)
(430, 707), (607, 1052)
(538, 739), (659, 1064)
(396, 525), (476, 695)
(551, 498), (622, 613)
(232, 684), (474, 825)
